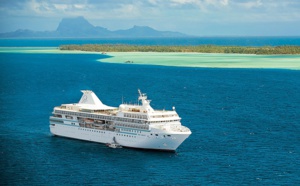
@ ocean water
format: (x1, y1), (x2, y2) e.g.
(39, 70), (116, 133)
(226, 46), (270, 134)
(0, 39), (300, 185)
(1, 36), (300, 47)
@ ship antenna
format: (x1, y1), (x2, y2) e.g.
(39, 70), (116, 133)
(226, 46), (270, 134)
(138, 89), (142, 104)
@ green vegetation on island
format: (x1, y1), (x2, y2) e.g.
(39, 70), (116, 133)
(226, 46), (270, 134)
(59, 44), (300, 55)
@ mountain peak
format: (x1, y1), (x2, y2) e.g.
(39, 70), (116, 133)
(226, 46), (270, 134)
(56, 16), (94, 33)
(132, 25), (153, 30)
(0, 16), (188, 38)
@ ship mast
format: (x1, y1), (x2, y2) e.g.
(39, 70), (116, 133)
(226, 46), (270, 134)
(138, 89), (154, 112)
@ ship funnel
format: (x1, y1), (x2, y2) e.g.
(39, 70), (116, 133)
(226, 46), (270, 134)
(79, 90), (103, 105)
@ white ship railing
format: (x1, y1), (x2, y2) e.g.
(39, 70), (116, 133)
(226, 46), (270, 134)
(55, 109), (146, 124)
(171, 126), (191, 132)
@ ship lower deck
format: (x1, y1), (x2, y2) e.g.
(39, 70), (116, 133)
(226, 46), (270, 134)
(50, 123), (190, 151)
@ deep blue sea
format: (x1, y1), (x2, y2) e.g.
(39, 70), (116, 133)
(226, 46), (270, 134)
(1, 36), (300, 47)
(0, 38), (300, 185)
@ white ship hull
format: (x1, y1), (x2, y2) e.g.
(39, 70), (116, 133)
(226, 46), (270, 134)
(50, 90), (191, 151)
(50, 123), (190, 151)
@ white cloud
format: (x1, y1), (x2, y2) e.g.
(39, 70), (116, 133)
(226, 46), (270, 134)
(237, 0), (262, 9)
(73, 4), (86, 9)
(112, 4), (141, 18)
(0, 0), (299, 35)
(53, 4), (68, 11)
(148, 0), (159, 5)
(204, 0), (229, 6)
(221, 0), (229, 6)
(170, 0), (199, 4)
(169, 0), (229, 7)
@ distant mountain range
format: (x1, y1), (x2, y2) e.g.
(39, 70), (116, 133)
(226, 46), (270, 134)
(0, 16), (187, 38)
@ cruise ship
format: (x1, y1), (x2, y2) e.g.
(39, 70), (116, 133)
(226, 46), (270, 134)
(49, 90), (191, 151)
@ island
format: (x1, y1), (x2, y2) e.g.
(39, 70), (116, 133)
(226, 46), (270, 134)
(1, 46), (299, 69)
(59, 44), (300, 55)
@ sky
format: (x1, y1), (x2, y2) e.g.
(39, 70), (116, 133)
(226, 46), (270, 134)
(0, 0), (299, 36)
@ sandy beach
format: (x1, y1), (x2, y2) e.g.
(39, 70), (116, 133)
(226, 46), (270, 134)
(1, 47), (300, 70)
(100, 52), (300, 70)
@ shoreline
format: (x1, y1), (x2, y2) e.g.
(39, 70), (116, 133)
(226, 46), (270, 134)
(99, 52), (300, 70)
(1, 47), (300, 70)
(59, 44), (300, 55)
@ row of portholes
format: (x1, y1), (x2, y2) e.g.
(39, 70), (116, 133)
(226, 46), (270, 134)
(150, 133), (171, 137)
(78, 128), (106, 134)
(121, 128), (142, 133)
(116, 133), (137, 138)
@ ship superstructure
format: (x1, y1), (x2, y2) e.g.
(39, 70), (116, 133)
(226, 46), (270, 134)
(50, 90), (191, 151)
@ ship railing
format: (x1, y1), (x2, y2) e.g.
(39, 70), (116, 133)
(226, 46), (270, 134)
(150, 114), (179, 118)
(78, 122), (116, 131)
(181, 126), (191, 132)
(171, 126), (190, 132)
(115, 122), (149, 130)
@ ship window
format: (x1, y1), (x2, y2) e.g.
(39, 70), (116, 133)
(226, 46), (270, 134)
(155, 134), (158, 136)
(66, 115), (73, 119)
(167, 135), (171, 137)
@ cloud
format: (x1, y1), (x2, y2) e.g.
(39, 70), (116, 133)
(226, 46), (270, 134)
(169, 0), (229, 8)
(0, 0), (299, 35)
(235, 0), (262, 9)
(1, 0), (298, 21)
